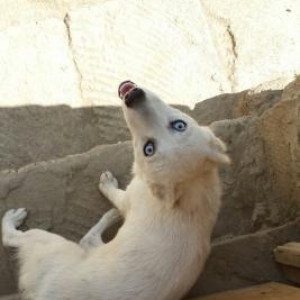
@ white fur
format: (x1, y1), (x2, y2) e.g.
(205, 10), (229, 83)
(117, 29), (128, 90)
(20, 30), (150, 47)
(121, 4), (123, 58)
(1, 88), (229, 300)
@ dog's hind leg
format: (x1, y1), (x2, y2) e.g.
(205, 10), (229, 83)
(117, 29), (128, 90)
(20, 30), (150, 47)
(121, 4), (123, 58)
(2, 208), (85, 300)
(2, 208), (72, 247)
(2, 208), (28, 247)
(79, 208), (122, 251)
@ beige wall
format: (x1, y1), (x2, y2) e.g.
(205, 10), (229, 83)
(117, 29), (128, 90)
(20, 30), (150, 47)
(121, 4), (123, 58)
(0, 0), (299, 107)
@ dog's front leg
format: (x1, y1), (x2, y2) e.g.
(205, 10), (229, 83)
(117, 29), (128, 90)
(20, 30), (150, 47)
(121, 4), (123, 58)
(99, 171), (128, 214)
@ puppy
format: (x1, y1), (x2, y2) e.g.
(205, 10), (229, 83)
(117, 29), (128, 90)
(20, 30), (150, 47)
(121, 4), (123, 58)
(2, 81), (229, 300)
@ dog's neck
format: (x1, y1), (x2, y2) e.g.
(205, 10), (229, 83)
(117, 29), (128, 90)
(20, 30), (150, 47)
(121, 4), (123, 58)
(149, 167), (222, 216)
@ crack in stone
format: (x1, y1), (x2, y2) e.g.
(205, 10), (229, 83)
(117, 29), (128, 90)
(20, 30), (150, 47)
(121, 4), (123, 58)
(63, 14), (84, 100)
(199, 1), (238, 92)
(226, 25), (238, 60)
(226, 24), (238, 90)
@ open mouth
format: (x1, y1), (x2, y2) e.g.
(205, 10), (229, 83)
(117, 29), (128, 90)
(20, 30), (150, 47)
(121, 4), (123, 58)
(118, 80), (145, 107)
(118, 80), (137, 100)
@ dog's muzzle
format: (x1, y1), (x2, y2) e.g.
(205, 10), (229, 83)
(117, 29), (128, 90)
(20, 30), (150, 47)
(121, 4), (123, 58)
(118, 80), (145, 108)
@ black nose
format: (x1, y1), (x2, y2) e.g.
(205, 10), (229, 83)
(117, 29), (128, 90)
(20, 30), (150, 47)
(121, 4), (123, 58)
(125, 88), (146, 108)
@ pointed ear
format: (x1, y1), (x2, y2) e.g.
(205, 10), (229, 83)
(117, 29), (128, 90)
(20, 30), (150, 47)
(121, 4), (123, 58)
(207, 130), (230, 165)
(149, 182), (179, 208)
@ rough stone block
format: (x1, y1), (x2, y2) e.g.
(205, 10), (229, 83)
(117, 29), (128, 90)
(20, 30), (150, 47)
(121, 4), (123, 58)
(275, 242), (300, 268)
(189, 220), (300, 297)
(0, 78), (299, 297)
(0, 105), (129, 170)
(66, 0), (230, 107)
(193, 282), (300, 300)
(0, 19), (81, 107)
(200, 0), (300, 91)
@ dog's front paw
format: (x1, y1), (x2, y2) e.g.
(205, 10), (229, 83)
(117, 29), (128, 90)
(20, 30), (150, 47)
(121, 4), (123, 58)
(99, 171), (118, 195)
(3, 208), (28, 228)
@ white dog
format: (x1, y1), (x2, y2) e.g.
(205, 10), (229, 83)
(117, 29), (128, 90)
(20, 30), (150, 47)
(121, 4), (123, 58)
(2, 81), (229, 300)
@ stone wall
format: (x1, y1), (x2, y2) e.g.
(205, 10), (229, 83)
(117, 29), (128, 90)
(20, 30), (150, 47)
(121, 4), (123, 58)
(0, 77), (299, 297)
(0, 0), (299, 107)
(1, 0), (300, 298)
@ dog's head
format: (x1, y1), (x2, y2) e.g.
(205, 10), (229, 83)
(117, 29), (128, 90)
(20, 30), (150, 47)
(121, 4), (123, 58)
(118, 81), (229, 205)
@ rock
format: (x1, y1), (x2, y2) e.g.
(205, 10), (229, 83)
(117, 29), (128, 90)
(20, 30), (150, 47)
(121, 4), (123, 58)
(0, 86), (282, 172)
(0, 105), (129, 170)
(0, 77), (299, 297)
(0, 0), (106, 30)
(192, 89), (282, 125)
(200, 0), (300, 91)
(210, 77), (300, 237)
(0, 104), (192, 171)
(0, 0), (300, 109)
(0, 0), (60, 31)
(0, 19), (81, 107)
(0, 295), (19, 300)
(210, 116), (266, 237)
(66, 0), (230, 107)
(189, 219), (300, 297)
(274, 242), (300, 268)
(257, 77), (300, 228)
(192, 283), (300, 300)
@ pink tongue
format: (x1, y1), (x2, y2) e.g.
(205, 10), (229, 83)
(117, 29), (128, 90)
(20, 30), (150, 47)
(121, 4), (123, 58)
(118, 81), (136, 99)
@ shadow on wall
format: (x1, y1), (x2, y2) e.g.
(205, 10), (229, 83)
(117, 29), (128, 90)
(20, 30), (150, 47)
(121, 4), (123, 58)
(1, 86), (300, 298)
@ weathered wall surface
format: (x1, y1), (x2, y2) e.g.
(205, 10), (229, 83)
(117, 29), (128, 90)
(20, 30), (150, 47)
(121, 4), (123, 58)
(0, 77), (299, 297)
(0, 0), (299, 107)
(0, 106), (130, 170)
(1, 0), (300, 298)
(0, 86), (283, 171)
(0, 89), (282, 171)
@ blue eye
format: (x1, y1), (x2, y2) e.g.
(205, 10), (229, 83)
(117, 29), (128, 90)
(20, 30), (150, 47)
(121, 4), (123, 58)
(171, 120), (187, 132)
(144, 141), (155, 156)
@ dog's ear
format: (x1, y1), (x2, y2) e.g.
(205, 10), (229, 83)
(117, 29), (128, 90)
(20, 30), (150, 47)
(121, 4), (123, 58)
(206, 131), (230, 165)
(149, 182), (180, 208)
